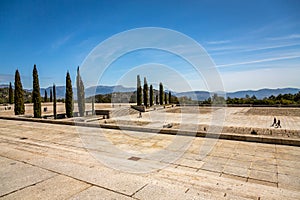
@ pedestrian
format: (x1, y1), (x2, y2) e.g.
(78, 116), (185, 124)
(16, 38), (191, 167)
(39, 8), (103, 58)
(271, 117), (276, 127)
(276, 119), (281, 128)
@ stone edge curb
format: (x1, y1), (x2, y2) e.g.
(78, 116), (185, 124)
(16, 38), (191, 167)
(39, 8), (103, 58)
(0, 116), (299, 146)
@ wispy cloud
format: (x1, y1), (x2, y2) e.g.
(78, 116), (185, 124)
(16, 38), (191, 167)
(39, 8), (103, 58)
(221, 66), (300, 92)
(207, 42), (300, 58)
(267, 34), (300, 41)
(206, 40), (231, 45)
(0, 74), (14, 83)
(217, 55), (300, 68)
(242, 42), (300, 52)
(51, 33), (73, 49)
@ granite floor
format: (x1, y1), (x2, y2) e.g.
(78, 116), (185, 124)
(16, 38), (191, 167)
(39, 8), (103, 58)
(0, 119), (299, 199)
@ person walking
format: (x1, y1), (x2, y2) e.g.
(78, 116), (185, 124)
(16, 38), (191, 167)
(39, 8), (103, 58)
(276, 119), (281, 128)
(271, 117), (277, 127)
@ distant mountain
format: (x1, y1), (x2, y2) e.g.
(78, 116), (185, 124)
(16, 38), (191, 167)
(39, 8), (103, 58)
(227, 88), (300, 99)
(176, 88), (300, 100)
(16, 85), (300, 101)
(26, 86), (66, 99)
(38, 85), (135, 99)
(175, 91), (210, 101)
(85, 85), (135, 97)
(0, 84), (9, 89)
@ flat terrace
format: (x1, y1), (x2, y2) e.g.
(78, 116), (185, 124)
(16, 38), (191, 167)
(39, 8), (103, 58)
(0, 119), (299, 199)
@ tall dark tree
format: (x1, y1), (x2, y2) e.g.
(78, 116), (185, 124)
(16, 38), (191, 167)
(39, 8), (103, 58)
(149, 84), (154, 107)
(76, 67), (85, 116)
(143, 77), (148, 107)
(92, 96), (95, 115)
(65, 71), (73, 118)
(49, 89), (53, 102)
(9, 82), (14, 104)
(159, 82), (164, 105)
(44, 90), (48, 102)
(14, 70), (25, 115)
(169, 91), (172, 104)
(165, 92), (168, 104)
(137, 75), (142, 106)
(156, 95), (159, 105)
(53, 84), (57, 119)
(32, 65), (41, 118)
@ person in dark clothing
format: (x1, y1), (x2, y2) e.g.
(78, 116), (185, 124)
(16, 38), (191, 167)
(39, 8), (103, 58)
(271, 117), (277, 127)
(276, 119), (281, 128)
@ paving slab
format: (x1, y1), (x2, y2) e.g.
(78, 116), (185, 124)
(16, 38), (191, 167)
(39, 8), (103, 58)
(249, 169), (277, 183)
(278, 165), (300, 177)
(201, 162), (225, 173)
(30, 156), (149, 196)
(250, 163), (277, 173)
(278, 173), (300, 191)
(0, 157), (56, 197)
(223, 165), (249, 178)
(133, 181), (193, 200)
(70, 186), (134, 200)
(1, 175), (90, 200)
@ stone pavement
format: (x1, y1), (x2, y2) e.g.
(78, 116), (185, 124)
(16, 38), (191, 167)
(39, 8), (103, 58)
(0, 119), (299, 199)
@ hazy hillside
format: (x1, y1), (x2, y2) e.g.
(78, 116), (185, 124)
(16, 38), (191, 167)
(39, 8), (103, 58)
(227, 88), (300, 99)
(175, 91), (210, 101)
(38, 85), (135, 99)
(2, 84), (299, 102)
(175, 88), (300, 101)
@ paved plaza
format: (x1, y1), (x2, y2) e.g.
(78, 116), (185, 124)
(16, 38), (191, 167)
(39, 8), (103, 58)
(0, 119), (299, 199)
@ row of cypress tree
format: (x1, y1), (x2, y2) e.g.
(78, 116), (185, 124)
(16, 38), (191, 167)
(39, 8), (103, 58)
(43, 89), (53, 103)
(11, 65), (85, 118)
(136, 75), (172, 107)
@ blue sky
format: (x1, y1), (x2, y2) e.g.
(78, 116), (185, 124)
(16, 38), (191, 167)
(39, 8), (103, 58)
(0, 0), (300, 92)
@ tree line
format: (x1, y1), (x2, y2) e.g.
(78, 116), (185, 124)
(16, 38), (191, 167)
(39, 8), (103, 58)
(8, 65), (86, 118)
(85, 75), (178, 105)
(136, 75), (177, 107)
(201, 93), (300, 105)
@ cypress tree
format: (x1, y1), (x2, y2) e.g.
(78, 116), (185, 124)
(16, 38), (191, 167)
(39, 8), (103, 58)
(165, 92), (168, 104)
(76, 67), (85, 116)
(32, 64), (41, 118)
(156, 95), (159, 105)
(9, 82), (14, 104)
(149, 84), (153, 107)
(137, 75), (142, 106)
(169, 91), (172, 104)
(49, 89), (53, 102)
(44, 90), (48, 102)
(143, 77), (148, 107)
(65, 71), (73, 118)
(14, 70), (25, 115)
(92, 96), (95, 115)
(53, 84), (57, 119)
(159, 82), (164, 105)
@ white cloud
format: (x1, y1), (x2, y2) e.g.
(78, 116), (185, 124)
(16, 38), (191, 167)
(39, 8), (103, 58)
(208, 42), (300, 56)
(221, 66), (300, 92)
(267, 34), (300, 41)
(206, 40), (231, 45)
(51, 33), (73, 49)
(0, 74), (14, 83)
(217, 55), (300, 68)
